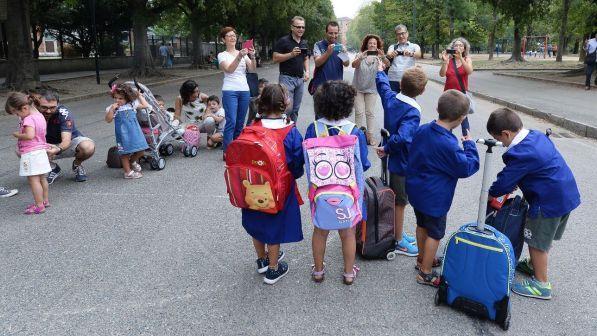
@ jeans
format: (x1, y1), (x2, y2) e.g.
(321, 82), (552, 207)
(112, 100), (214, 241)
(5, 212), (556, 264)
(389, 80), (401, 93)
(222, 90), (250, 151)
(461, 117), (470, 137)
(586, 62), (596, 88)
(279, 74), (304, 122)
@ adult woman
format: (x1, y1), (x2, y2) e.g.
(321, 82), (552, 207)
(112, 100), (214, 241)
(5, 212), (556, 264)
(351, 34), (390, 145)
(218, 27), (256, 156)
(439, 37), (474, 135)
(173, 80), (215, 135)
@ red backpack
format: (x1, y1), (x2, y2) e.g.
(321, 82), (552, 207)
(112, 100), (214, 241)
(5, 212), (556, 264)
(224, 120), (295, 214)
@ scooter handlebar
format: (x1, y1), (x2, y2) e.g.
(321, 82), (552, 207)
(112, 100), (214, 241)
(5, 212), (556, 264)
(476, 138), (504, 147)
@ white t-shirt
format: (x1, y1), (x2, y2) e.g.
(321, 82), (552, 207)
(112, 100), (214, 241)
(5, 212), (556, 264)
(218, 51), (250, 91)
(213, 107), (226, 132)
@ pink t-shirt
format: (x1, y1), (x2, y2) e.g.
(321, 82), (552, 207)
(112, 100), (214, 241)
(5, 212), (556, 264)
(18, 110), (48, 154)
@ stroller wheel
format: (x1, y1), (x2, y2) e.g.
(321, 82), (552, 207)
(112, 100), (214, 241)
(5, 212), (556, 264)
(164, 144), (174, 156)
(190, 146), (198, 157)
(157, 158), (166, 170)
(183, 146), (191, 157)
(150, 158), (159, 170)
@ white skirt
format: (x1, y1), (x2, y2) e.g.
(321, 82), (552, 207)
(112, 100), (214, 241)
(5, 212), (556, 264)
(19, 149), (52, 176)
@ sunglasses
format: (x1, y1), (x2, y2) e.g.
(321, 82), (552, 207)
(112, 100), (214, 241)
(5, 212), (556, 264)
(292, 25), (305, 30)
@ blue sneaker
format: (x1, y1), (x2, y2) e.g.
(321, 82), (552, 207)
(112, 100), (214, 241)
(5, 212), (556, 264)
(512, 277), (552, 300)
(403, 232), (416, 245)
(47, 164), (62, 184)
(263, 261), (289, 284)
(73, 164), (88, 182)
(395, 238), (418, 256)
(256, 251), (285, 274)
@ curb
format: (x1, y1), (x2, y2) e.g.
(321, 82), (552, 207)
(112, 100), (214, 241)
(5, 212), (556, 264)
(493, 72), (587, 89)
(59, 70), (223, 104)
(427, 77), (597, 140)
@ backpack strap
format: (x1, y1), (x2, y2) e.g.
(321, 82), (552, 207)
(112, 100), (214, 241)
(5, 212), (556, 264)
(315, 120), (355, 137)
(314, 120), (329, 137)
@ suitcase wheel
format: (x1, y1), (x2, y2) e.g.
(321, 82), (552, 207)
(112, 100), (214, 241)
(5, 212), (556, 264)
(434, 291), (441, 306)
(385, 250), (396, 261)
(502, 308), (511, 331)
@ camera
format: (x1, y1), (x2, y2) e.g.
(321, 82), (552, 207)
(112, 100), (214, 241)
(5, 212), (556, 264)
(446, 49), (456, 55)
(366, 50), (377, 56)
(300, 48), (308, 55)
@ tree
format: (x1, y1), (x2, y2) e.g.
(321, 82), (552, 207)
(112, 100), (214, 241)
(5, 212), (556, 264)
(498, 0), (549, 62)
(128, 0), (164, 77)
(556, 0), (571, 62)
(3, 0), (40, 90)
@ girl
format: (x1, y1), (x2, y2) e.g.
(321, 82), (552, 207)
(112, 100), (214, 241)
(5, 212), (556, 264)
(105, 83), (150, 179)
(304, 81), (371, 285)
(241, 84), (304, 285)
(5, 92), (51, 214)
(217, 26), (256, 157)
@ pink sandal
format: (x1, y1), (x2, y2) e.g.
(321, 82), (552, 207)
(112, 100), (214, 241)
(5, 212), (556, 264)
(24, 204), (45, 215)
(343, 265), (360, 285)
(311, 263), (326, 283)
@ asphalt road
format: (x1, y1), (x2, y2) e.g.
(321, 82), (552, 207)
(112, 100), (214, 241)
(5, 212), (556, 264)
(1, 63), (596, 335)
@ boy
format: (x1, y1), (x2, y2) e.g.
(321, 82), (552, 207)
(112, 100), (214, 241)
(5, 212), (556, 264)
(375, 65), (427, 257)
(406, 90), (479, 286)
(487, 108), (580, 300)
(246, 78), (269, 126)
(205, 95), (225, 148)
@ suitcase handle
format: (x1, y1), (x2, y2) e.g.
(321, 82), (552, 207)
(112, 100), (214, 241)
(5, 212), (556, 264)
(380, 129), (390, 185)
(475, 139), (504, 231)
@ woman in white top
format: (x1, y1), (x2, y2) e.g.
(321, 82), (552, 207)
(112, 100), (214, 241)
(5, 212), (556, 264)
(351, 34), (390, 145)
(218, 26), (257, 154)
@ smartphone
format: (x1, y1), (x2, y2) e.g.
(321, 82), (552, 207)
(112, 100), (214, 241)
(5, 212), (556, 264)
(333, 44), (343, 52)
(366, 50), (377, 56)
(242, 39), (254, 50)
(395, 50), (404, 56)
(446, 49), (456, 55)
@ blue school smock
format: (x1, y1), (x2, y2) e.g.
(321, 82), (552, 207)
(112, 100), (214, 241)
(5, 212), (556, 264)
(241, 121), (305, 244)
(488, 130), (580, 218)
(376, 71), (421, 176)
(406, 121), (479, 217)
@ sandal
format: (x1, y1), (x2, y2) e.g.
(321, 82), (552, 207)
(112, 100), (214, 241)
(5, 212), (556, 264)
(131, 161), (142, 173)
(342, 265), (360, 285)
(416, 270), (441, 287)
(415, 256), (443, 271)
(311, 264), (326, 283)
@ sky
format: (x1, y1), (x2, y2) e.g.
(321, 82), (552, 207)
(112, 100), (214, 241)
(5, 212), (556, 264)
(331, 0), (376, 19)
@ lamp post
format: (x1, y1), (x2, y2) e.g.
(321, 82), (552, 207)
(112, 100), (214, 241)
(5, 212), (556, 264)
(90, 0), (100, 84)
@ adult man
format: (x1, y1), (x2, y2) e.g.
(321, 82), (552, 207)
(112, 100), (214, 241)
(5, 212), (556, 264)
(273, 16), (310, 122)
(159, 43), (168, 68)
(584, 32), (597, 90)
(39, 90), (95, 183)
(311, 21), (350, 96)
(386, 24), (422, 93)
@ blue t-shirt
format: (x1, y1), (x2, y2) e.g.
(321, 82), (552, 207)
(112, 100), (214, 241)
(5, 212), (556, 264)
(45, 105), (83, 145)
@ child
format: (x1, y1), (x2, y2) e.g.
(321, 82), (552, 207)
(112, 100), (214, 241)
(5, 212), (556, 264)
(241, 84), (304, 284)
(246, 78), (269, 126)
(487, 108), (580, 300)
(105, 83), (150, 179)
(205, 95), (226, 148)
(375, 64), (427, 258)
(406, 89), (479, 286)
(5, 92), (51, 214)
(305, 80), (371, 285)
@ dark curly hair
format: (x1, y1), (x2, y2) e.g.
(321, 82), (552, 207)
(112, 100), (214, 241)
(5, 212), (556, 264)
(111, 83), (138, 103)
(257, 84), (288, 117)
(179, 80), (199, 105)
(314, 81), (356, 121)
(360, 34), (384, 52)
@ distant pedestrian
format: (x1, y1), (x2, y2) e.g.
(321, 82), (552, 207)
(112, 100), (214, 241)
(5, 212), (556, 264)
(385, 24), (422, 93)
(159, 43), (168, 68)
(273, 16), (310, 122)
(310, 21), (350, 99)
(167, 43), (174, 68)
(547, 44), (553, 57)
(439, 37), (474, 136)
(583, 32), (597, 90)
(5, 92), (51, 215)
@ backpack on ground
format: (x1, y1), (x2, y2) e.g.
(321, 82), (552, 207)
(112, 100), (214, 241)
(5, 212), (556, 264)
(486, 194), (527, 262)
(106, 146), (122, 168)
(224, 120), (294, 214)
(303, 121), (364, 230)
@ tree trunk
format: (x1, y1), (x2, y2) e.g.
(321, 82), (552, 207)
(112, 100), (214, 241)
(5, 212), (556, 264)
(4, 0), (40, 90)
(129, 12), (159, 77)
(579, 34), (588, 62)
(507, 20), (525, 62)
(190, 17), (203, 66)
(31, 24), (42, 59)
(556, 0), (570, 62)
(487, 5), (498, 60)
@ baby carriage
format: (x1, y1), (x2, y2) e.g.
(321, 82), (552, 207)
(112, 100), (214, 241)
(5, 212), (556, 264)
(110, 75), (180, 170)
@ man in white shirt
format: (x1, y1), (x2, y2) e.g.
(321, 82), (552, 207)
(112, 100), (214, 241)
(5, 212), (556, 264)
(584, 32), (597, 90)
(386, 24), (422, 93)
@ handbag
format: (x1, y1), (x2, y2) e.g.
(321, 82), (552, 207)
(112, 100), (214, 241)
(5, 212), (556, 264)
(452, 58), (475, 115)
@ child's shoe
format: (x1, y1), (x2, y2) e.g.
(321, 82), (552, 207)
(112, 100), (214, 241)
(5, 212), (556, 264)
(263, 261), (289, 285)
(311, 263), (326, 283)
(124, 171), (143, 179)
(43, 201), (51, 208)
(131, 161), (142, 173)
(342, 265), (360, 285)
(395, 238), (418, 256)
(255, 251), (285, 274)
(511, 277), (552, 300)
(403, 232), (416, 245)
(516, 258), (535, 276)
(24, 204), (45, 215)
(416, 270), (441, 287)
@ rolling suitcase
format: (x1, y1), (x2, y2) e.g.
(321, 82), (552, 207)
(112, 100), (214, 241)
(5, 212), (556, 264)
(436, 139), (515, 331)
(356, 129), (397, 260)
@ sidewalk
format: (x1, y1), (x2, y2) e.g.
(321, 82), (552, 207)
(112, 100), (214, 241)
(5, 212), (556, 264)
(419, 64), (597, 136)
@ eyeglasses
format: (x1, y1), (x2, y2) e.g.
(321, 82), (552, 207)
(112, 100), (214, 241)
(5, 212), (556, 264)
(292, 25), (305, 30)
(225, 33), (236, 38)
(38, 105), (57, 111)
(396, 32), (407, 36)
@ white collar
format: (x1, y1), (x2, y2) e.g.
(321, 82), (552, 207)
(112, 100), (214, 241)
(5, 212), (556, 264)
(395, 93), (421, 113)
(317, 118), (352, 126)
(508, 128), (529, 150)
(260, 118), (293, 129)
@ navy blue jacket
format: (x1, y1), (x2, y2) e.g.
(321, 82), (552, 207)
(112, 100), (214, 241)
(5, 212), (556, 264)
(489, 130), (580, 218)
(376, 71), (421, 176)
(406, 121), (480, 217)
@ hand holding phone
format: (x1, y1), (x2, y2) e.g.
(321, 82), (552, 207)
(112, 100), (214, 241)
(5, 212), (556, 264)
(366, 50), (377, 56)
(334, 44), (343, 52)
(242, 39), (254, 50)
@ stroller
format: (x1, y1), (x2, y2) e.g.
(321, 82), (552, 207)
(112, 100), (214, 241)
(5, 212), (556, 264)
(110, 76), (181, 170)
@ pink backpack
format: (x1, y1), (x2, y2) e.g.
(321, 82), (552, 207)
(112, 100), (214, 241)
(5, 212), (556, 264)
(303, 121), (364, 230)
